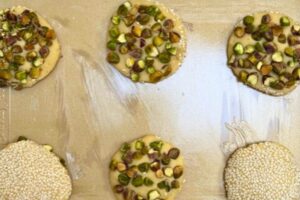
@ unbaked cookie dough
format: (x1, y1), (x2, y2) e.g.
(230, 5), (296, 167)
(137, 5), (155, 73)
(109, 135), (184, 200)
(0, 137), (72, 200)
(224, 142), (300, 200)
(227, 12), (300, 96)
(106, 0), (186, 83)
(0, 6), (61, 89)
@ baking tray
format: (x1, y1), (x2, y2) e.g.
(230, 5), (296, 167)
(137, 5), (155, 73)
(0, 0), (300, 199)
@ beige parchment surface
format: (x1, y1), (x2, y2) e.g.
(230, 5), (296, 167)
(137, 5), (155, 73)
(0, 0), (300, 199)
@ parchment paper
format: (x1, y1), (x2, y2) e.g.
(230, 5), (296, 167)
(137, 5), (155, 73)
(0, 0), (300, 199)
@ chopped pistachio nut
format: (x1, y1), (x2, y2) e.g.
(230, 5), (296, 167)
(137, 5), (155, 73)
(155, 169), (164, 178)
(144, 177), (154, 186)
(169, 32), (181, 43)
(157, 180), (170, 191)
(260, 64), (272, 75)
(117, 162), (127, 172)
(118, 173), (130, 186)
(111, 16), (121, 25)
(150, 71), (163, 83)
(43, 145), (53, 152)
(167, 47), (177, 56)
(171, 180), (180, 189)
(107, 40), (117, 51)
(151, 23), (162, 32)
(153, 36), (164, 47)
(29, 67), (41, 79)
(280, 16), (290, 26)
(284, 47), (295, 57)
(2, 21), (10, 31)
(135, 140), (145, 150)
(136, 14), (150, 25)
(263, 76), (277, 86)
(233, 43), (244, 55)
(245, 45), (255, 54)
(239, 71), (248, 82)
(132, 25), (142, 37)
(278, 34), (287, 43)
(131, 73), (139, 82)
(173, 166), (183, 179)
(163, 167), (174, 177)
(147, 67), (156, 74)
(148, 190), (160, 200)
(158, 52), (171, 64)
(132, 175), (144, 187)
(228, 55), (236, 65)
(15, 71), (27, 81)
(293, 67), (300, 79)
(234, 26), (245, 38)
(106, 52), (120, 64)
(256, 61), (263, 70)
(119, 45), (128, 54)
(109, 26), (120, 38)
(150, 141), (163, 151)
(272, 51), (283, 62)
(117, 34), (127, 43)
(0, 50), (4, 58)
(243, 15), (254, 26)
(288, 60), (297, 67)
(247, 73), (258, 86)
(255, 42), (264, 52)
(0, 70), (12, 80)
(145, 45), (159, 57)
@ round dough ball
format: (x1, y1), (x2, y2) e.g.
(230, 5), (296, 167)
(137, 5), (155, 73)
(0, 140), (72, 200)
(109, 135), (184, 200)
(224, 142), (299, 200)
(106, 0), (186, 83)
(0, 6), (61, 89)
(227, 12), (300, 96)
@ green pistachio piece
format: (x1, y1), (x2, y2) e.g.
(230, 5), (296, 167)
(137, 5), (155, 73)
(163, 167), (174, 177)
(26, 51), (38, 62)
(288, 60), (297, 67)
(158, 52), (171, 64)
(13, 55), (25, 65)
(118, 173), (130, 186)
(148, 190), (160, 200)
(247, 73), (258, 86)
(155, 12), (166, 22)
(234, 26), (245, 38)
(153, 36), (164, 47)
(107, 40), (117, 51)
(272, 51), (283, 62)
(120, 143), (131, 153)
(116, 162), (127, 172)
(136, 14), (150, 25)
(106, 52), (120, 64)
(258, 24), (269, 33)
(280, 16), (290, 26)
(147, 67), (156, 74)
(158, 180), (170, 191)
(243, 15), (254, 26)
(138, 162), (150, 173)
(117, 34), (127, 44)
(135, 140), (145, 150)
(284, 47), (295, 57)
(109, 26), (120, 38)
(278, 34), (287, 43)
(126, 58), (135, 68)
(2, 21), (10, 31)
(245, 24), (255, 34)
(15, 71), (27, 81)
(245, 45), (255, 54)
(228, 55), (236, 65)
(255, 42), (264, 52)
(114, 185), (124, 193)
(118, 4), (129, 16)
(261, 14), (271, 24)
(111, 16), (121, 25)
(0, 50), (4, 58)
(270, 81), (285, 90)
(256, 61), (263, 70)
(150, 140), (163, 151)
(122, 14), (135, 27)
(145, 45), (159, 57)
(239, 70), (249, 82)
(109, 160), (118, 170)
(252, 31), (262, 41)
(263, 76), (277, 86)
(144, 177), (154, 186)
(132, 175), (143, 187)
(167, 47), (177, 56)
(233, 42), (244, 55)
(146, 5), (159, 16)
(29, 67), (41, 79)
(131, 73), (139, 82)
(171, 180), (180, 189)
(119, 45), (128, 54)
(0, 70), (12, 80)
(151, 23), (162, 32)
(173, 165), (183, 179)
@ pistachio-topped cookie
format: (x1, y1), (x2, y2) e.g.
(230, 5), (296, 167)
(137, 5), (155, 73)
(109, 135), (184, 200)
(227, 12), (300, 96)
(0, 6), (61, 89)
(106, 0), (186, 83)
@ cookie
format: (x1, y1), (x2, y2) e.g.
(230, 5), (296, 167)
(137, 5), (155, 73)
(109, 135), (184, 200)
(224, 142), (299, 200)
(106, 0), (186, 83)
(227, 12), (300, 96)
(0, 6), (61, 89)
(0, 139), (72, 199)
